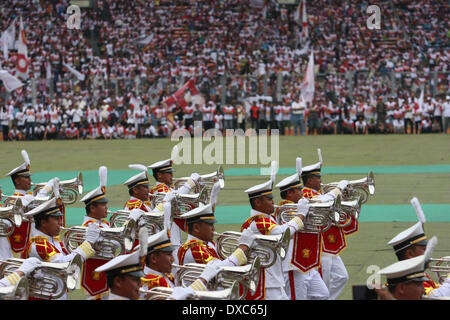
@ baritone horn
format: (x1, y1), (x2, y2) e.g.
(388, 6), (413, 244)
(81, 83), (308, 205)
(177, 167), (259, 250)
(174, 257), (260, 298)
(215, 230), (290, 268)
(61, 226), (133, 259)
(322, 171), (375, 204)
(0, 254), (82, 300)
(0, 197), (24, 237)
(0, 275), (29, 300)
(32, 172), (84, 205)
(428, 256), (450, 284)
(173, 165), (225, 195)
(274, 195), (341, 233)
(140, 280), (240, 300)
(118, 211), (165, 249)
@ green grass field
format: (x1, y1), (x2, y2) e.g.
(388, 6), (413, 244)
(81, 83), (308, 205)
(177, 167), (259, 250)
(1, 134), (449, 300)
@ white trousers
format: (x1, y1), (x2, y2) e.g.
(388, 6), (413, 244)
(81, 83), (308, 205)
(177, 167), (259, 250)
(284, 269), (329, 300)
(320, 253), (349, 300)
(265, 287), (289, 300)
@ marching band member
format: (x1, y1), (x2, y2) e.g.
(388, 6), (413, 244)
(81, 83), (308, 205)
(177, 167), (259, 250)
(20, 191), (101, 300)
(77, 166), (113, 300)
(123, 164), (152, 212)
(275, 158), (329, 300)
(377, 254), (430, 300)
(301, 149), (349, 300)
(148, 146), (201, 250)
(1, 150), (35, 259)
(95, 250), (146, 300)
(177, 182), (256, 269)
(387, 198), (450, 298)
(140, 228), (222, 299)
(241, 161), (309, 300)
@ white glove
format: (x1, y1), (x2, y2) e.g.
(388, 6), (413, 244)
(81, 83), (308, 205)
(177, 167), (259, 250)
(17, 257), (41, 275)
(190, 173), (201, 182)
(200, 261), (222, 282)
(129, 208), (144, 222)
(169, 286), (195, 300)
(163, 192), (176, 202)
(238, 228), (256, 249)
(296, 198), (310, 218)
(287, 216), (304, 232)
(85, 223), (101, 245)
(337, 180), (349, 191)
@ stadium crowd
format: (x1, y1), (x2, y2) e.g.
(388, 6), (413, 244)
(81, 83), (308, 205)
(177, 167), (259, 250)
(0, 0), (448, 141)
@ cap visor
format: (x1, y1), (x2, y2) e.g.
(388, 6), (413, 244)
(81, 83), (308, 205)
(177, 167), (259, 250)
(128, 270), (146, 278)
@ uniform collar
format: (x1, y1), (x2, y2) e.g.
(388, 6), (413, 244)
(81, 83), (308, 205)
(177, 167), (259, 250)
(250, 208), (271, 218)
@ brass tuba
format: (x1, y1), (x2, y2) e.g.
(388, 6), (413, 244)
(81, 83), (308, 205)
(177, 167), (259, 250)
(274, 195), (341, 233)
(428, 256), (450, 284)
(32, 172), (84, 205)
(0, 275), (29, 300)
(174, 257), (260, 299)
(139, 280), (240, 300)
(60, 226), (133, 259)
(0, 197), (24, 237)
(150, 187), (209, 216)
(214, 229), (290, 268)
(322, 171), (375, 204)
(0, 254), (82, 300)
(173, 165), (225, 196)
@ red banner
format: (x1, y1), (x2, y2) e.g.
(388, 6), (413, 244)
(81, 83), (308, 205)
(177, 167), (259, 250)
(81, 258), (109, 296)
(342, 217), (358, 235)
(321, 226), (347, 254)
(9, 220), (31, 253)
(291, 232), (322, 272)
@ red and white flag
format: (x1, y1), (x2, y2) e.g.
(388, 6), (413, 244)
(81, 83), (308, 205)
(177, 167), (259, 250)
(302, 0), (308, 40)
(16, 16), (29, 80)
(162, 78), (204, 109)
(300, 51), (315, 104)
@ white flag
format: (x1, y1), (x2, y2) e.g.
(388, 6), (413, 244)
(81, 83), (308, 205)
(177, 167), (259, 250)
(5, 19), (16, 50)
(16, 16), (29, 80)
(417, 88), (424, 110)
(63, 62), (85, 81)
(0, 32), (8, 60)
(294, 1), (301, 23)
(0, 69), (24, 92)
(301, 51), (315, 104)
(46, 61), (52, 80)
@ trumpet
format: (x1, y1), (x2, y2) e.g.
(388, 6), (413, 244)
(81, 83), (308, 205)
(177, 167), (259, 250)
(139, 280), (240, 300)
(0, 255), (82, 300)
(274, 195), (341, 233)
(428, 256), (450, 284)
(60, 226), (133, 259)
(0, 197), (24, 237)
(322, 171), (375, 204)
(0, 275), (29, 300)
(150, 187), (209, 217)
(214, 230), (290, 268)
(173, 165), (225, 196)
(174, 257), (260, 298)
(32, 172), (84, 205)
